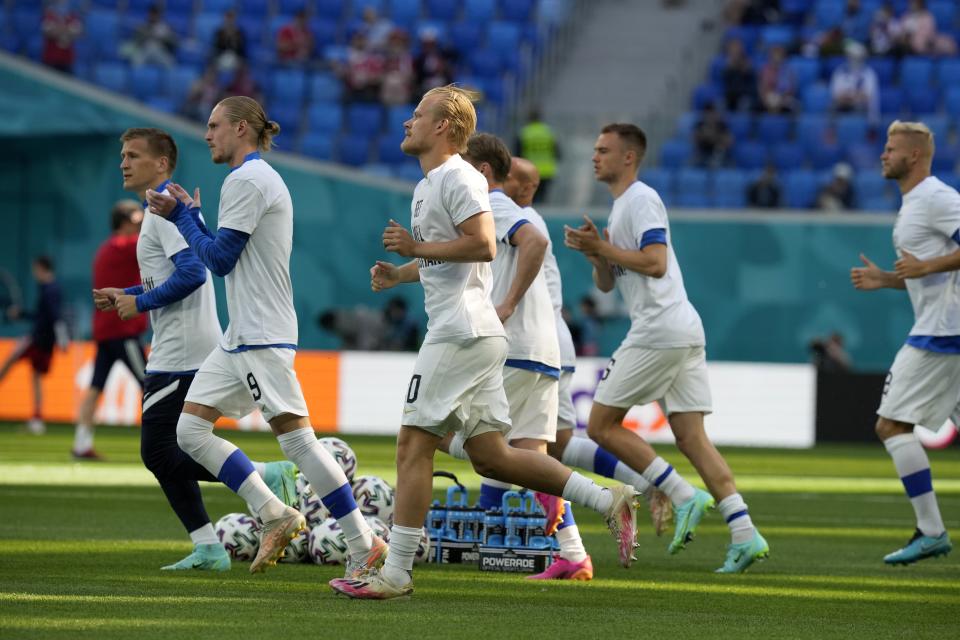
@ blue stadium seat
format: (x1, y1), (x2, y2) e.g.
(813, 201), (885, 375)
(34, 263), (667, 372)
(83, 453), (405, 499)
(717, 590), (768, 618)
(783, 170), (819, 208)
(676, 191), (712, 208)
(315, 0), (347, 19)
(389, 0), (422, 24)
(93, 62), (129, 93)
(676, 168), (709, 195)
(11, 7), (41, 34)
(501, 0), (535, 22)
(426, 0), (459, 21)
(676, 112), (698, 138)
(309, 73), (343, 102)
(900, 56), (934, 88)
(470, 48), (502, 77)
(846, 141), (881, 171)
(145, 96), (176, 114)
(813, 0), (845, 28)
(449, 22), (484, 51)
(937, 58), (960, 88)
(929, 0), (957, 30)
(712, 169), (748, 208)
(787, 56), (820, 89)
(781, 0), (813, 22)
(723, 25), (760, 54)
(378, 134), (408, 165)
(917, 113), (950, 143)
(279, 0), (309, 13)
(337, 134), (374, 166)
(691, 82), (721, 109)
(464, 0), (496, 23)
(194, 13), (223, 48)
(707, 54), (725, 84)
(488, 21), (521, 52)
(726, 112), (753, 139)
(165, 65), (199, 106)
(808, 139), (843, 169)
(836, 115), (869, 147)
(801, 83), (831, 113)
(853, 173), (890, 209)
(639, 168), (674, 198)
(130, 65), (166, 101)
(238, 0), (271, 20)
(659, 139), (692, 168)
(386, 104), (413, 134)
(270, 68), (307, 103)
(200, 0), (236, 11)
(945, 86), (960, 116)
(301, 133), (334, 160)
(309, 18), (339, 46)
(770, 142), (805, 170)
(86, 9), (120, 42)
(879, 87), (903, 114)
(306, 103), (343, 135)
(796, 114), (828, 148)
(756, 114), (792, 143)
(733, 141), (768, 169)
(868, 57), (897, 85)
(346, 104), (385, 136)
(267, 103), (303, 140)
(906, 90), (939, 115)
(932, 144), (958, 173)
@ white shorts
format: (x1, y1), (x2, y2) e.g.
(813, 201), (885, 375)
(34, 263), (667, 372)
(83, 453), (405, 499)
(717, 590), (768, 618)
(402, 337), (511, 439)
(878, 344), (960, 428)
(185, 347), (309, 422)
(503, 366), (559, 443)
(593, 344), (712, 415)
(557, 369), (577, 431)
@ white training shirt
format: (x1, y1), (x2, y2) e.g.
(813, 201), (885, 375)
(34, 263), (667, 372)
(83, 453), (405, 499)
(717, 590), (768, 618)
(138, 186), (222, 373)
(607, 181), (705, 349)
(411, 154), (504, 344)
(893, 176), (960, 344)
(217, 154), (298, 351)
(489, 191), (560, 371)
(523, 205), (576, 369)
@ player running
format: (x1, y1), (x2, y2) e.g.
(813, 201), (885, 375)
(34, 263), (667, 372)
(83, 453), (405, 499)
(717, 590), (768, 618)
(145, 97), (382, 575)
(329, 86), (637, 600)
(851, 120), (955, 565)
(565, 123), (768, 573)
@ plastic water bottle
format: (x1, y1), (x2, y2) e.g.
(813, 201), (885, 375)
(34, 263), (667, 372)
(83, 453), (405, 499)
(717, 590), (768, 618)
(483, 508), (505, 546)
(505, 508), (525, 548)
(427, 500), (446, 537)
(446, 506), (466, 541)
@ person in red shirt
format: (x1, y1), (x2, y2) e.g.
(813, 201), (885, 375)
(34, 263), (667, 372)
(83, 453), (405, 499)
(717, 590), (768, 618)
(275, 10), (313, 64)
(73, 201), (147, 459)
(41, 0), (83, 74)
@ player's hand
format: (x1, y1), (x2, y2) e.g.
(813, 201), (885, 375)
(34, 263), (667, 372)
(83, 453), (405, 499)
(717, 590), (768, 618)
(383, 220), (417, 257)
(167, 183), (201, 210)
(894, 250), (930, 279)
(564, 216), (604, 256)
(92, 287), (124, 311)
(495, 301), (516, 323)
(114, 294), (140, 320)
(370, 260), (400, 292)
(851, 253), (888, 290)
(145, 188), (179, 218)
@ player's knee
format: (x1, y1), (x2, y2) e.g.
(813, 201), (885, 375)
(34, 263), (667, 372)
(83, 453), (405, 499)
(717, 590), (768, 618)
(875, 417), (907, 441)
(176, 415), (207, 458)
(585, 420), (609, 446)
(470, 456), (501, 479)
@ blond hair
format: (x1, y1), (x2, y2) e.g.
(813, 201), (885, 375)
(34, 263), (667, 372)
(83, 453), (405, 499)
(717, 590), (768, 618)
(216, 96), (281, 152)
(422, 85), (479, 151)
(887, 120), (935, 156)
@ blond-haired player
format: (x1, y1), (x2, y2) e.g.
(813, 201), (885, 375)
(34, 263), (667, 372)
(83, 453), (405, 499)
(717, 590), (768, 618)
(329, 86), (638, 600)
(851, 120), (956, 564)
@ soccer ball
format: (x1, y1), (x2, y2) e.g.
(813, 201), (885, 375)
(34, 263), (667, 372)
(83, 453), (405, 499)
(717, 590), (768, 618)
(215, 513), (261, 561)
(279, 527), (310, 564)
(318, 437), (358, 482)
(365, 516), (391, 541)
(415, 526), (431, 564)
(351, 475), (395, 524)
(308, 517), (349, 565)
(294, 471), (310, 498)
(298, 486), (331, 529)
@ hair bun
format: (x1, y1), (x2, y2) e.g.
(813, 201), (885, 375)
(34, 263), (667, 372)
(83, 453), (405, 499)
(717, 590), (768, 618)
(265, 120), (281, 136)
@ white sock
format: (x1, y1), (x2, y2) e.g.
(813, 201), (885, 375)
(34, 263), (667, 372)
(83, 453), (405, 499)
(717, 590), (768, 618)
(448, 433), (468, 460)
(339, 509), (374, 558)
(383, 525), (420, 586)
(74, 423), (93, 452)
(277, 428), (348, 496)
(189, 523), (220, 546)
(252, 462), (267, 477)
(556, 524), (588, 563)
(561, 472), (613, 514)
(641, 457), (696, 506)
(717, 493), (755, 544)
(560, 436), (653, 497)
(238, 473), (286, 521)
(884, 433), (946, 536)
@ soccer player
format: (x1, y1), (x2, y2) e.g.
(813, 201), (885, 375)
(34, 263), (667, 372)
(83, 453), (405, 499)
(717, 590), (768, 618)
(94, 127), (296, 571)
(850, 120), (955, 564)
(503, 157), (673, 538)
(328, 86), (637, 600)
(0, 256), (67, 435)
(565, 123), (769, 573)
(144, 96), (382, 575)
(74, 201), (148, 459)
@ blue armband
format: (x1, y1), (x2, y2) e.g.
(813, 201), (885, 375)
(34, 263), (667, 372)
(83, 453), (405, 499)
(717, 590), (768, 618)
(124, 285), (144, 296)
(640, 228), (667, 249)
(169, 201), (250, 277)
(135, 249), (206, 312)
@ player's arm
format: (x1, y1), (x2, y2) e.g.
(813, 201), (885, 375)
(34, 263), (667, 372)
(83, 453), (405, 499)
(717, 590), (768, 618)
(565, 217), (617, 291)
(370, 260), (419, 292)
(496, 222), (547, 322)
(382, 212), (497, 263)
(851, 253), (906, 290)
(895, 249), (960, 279)
(114, 249), (207, 320)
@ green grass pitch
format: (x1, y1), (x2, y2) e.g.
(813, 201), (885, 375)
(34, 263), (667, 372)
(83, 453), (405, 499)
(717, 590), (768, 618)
(1, 423), (958, 639)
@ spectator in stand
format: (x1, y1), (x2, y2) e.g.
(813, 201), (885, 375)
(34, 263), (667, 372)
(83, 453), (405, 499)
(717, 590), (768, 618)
(693, 104), (733, 168)
(413, 28), (455, 95)
(898, 0), (957, 56)
(221, 61), (261, 103)
(381, 297), (419, 351)
(841, 0), (867, 42)
(276, 9), (314, 65)
(124, 4), (177, 68)
(574, 296), (601, 357)
(721, 38), (757, 112)
(816, 162), (855, 211)
(830, 41), (879, 125)
(180, 64), (221, 122)
(758, 45), (797, 113)
(811, 26), (848, 57)
(747, 164), (782, 208)
(361, 6), (395, 51)
(212, 9), (246, 71)
(870, 4), (904, 57)
(41, 0), (83, 74)
(380, 30), (414, 106)
(724, 0), (782, 25)
(343, 31), (384, 102)
(809, 332), (851, 372)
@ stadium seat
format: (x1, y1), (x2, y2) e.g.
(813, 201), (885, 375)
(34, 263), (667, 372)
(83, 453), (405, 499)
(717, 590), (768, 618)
(310, 18), (339, 46)
(194, 13), (223, 49)
(337, 134), (374, 166)
(129, 65), (166, 102)
(770, 142), (805, 170)
(723, 25), (759, 54)
(279, 0), (309, 13)
(712, 169), (748, 208)
(659, 139), (692, 168)
(846, 141), (881, 171)
(306, 103), (343, 135)
(145, 96), (176, 114)
(464, 0), (496, 23)
(501, 0), (535, 22)
(835, 115), (869, 148)
(853, 173), (890, 209)
(267, 103), (303, 140)
(757, 114), (792, 144)
(93, 62), (129, 93)
(879, 87), (903, 114)
(813, 0), (845, 28)
(900, 56), (934, 88)
(916, 113), (950, 145)
(932, 144), (958, 173)
(796, 113), (828, 149)
(470, 48), (502, 77)
(426, 0), (459, 21)
(783, 170), (819, 209)
(676, 112), (698, 138)
(164, 65), (199, 106)
(200, 0), (236, 11)
(801, 83), (831, 113)
(787, 56), (820, 89)
(944, 86), (960, 116)
(449, 22), (484, 51)
(300, 133), (334, 160)
(726, 112), (753, 139)
(346, 104), (385, 136)
(238, 0), (271, 20)
(691, 82), (721, 110)
(270, 68), (307, 104)
(906, 90), (939, 115)
(808, 139), (843, 169)
(676, 168), (709, 196)
(389, 0), (422, 24)
(309, 73), (343, 103)
(733, 141), (768, 169)
(315, 0), (347, 19)
(937, 58), (960, 88)
(386, 104), (413, 134)
(858, 192), (897, 211)
(867, 57), (897, 85)
(929, 0), (957, 30)
(377, 134), (407, 165)
(759, 25), (796, 50)
(488, 22), (522, 52)
(639, 168), (674, 198)
(85, 9), (120, 43)
(11, 7), (41, 34)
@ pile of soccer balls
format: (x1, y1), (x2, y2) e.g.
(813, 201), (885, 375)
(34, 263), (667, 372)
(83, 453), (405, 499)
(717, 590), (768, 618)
(214, 436), (430, 566)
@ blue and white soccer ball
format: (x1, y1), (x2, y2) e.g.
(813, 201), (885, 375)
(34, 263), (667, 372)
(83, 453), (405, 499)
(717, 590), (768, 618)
(365, 515), (391, 542)
(351, 475), (395, 524)
(279, 527), (310, 564)
(215, 513), (261, 561)
(297, 477), (331, 529)
(318, 437), (358, 483)
(415, 525), (431, 564)
(308, 517), (349, 565)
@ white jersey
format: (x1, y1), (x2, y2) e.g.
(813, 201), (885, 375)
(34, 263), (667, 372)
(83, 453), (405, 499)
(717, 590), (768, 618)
(138, 184), (221, 373)
(893, 176), (960, 341)
(217, 154), (298, 351)
(608, 181), (705, 349)
(411, 154), (504, 344)
(489, 191), (560, 371)
(524, 205), (576, 369)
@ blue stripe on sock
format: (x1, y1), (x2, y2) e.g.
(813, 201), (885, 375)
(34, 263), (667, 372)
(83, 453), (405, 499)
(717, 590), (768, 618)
(321, 483), (358, 519)
(725, 509), (749, 524)
(901, 468), (934, 498)
(654, 465), (674, 487)
(479, 483), (509, 510)
(557, 502), (576, 530)
(593, 447), (619, 479)
(217, 449), (255, 492)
